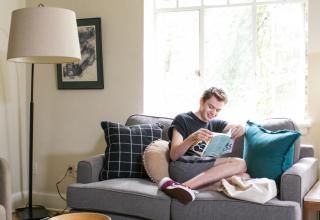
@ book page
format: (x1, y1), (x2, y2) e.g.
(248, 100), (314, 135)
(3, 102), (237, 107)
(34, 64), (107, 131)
(203, 131), (234, 157)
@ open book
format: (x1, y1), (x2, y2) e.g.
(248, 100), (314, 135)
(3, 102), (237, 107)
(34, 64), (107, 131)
(189, 130), (234, 157)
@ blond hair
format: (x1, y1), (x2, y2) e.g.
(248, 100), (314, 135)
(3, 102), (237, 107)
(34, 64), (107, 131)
(202, 87), (228, 104)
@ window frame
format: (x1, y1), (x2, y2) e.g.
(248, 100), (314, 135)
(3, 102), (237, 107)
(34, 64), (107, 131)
(147, 0), (310, 131)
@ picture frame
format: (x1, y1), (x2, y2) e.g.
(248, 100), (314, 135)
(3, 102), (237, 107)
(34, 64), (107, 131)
(57, 17), (104, 89)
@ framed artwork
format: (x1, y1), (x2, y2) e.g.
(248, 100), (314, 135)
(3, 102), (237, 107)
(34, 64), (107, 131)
(57, 17), (104, 89)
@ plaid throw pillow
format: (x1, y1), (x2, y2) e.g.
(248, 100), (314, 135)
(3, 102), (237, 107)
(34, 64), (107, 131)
(100, 121), (162, 180)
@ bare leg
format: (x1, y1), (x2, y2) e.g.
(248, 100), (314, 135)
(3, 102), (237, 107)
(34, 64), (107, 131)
(197, 172), (251, 192)
(197, 181), (222, 192)
(183, 157), (247, 190)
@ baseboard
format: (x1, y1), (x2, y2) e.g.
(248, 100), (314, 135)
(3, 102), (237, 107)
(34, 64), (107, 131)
(12, 190), (67, 211)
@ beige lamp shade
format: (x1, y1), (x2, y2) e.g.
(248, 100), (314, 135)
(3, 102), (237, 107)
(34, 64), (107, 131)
(7, 6), (81, 64)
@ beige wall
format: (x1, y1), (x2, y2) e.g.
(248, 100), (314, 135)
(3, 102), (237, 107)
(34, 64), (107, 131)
(24, 0), (143, 209)
(305, 1), (320, 218)
(1, 0), (319, 212)
(0, 0), (27, 208)
(303, 0), (320, 157)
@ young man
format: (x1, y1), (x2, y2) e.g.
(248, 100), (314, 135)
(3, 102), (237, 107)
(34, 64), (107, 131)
(159, 87), (248, 204)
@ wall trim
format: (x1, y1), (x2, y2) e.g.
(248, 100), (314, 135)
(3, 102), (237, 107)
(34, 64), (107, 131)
(12, 191), (66, 211)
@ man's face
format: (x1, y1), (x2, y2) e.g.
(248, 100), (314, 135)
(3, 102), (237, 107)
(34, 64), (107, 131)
(200, 96), (225, 122)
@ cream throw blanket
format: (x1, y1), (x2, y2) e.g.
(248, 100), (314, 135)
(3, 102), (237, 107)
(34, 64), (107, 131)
(217, 175), (277, 204)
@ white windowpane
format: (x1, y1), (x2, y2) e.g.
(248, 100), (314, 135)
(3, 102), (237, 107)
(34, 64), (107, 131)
(155, 11), (200, 116)
(256, 3), (306, 121)
(156, 0), (177, 9)
(256, 0), (282, 2)
(178, 0), (201, 7)
(204, 6), (254, 121)
(148, 1), (307, 122)
(204, 0), (227, 6)
(230, 0), (253, 4)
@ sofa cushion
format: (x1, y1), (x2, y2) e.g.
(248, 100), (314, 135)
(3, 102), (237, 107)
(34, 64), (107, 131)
(243, 121), (301, 183)
(100, 121), (162, 180)
(171, 192), (300, 220)
(143, 140), (170, 184)
(67, 178), (171, 220)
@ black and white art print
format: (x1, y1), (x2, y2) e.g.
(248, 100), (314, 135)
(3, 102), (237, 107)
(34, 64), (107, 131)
(57, 17), (104, 89)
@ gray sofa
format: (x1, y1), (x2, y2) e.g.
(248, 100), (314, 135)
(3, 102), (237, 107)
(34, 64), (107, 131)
(67, 114), (319, 220)
(0, 157), (12, 220)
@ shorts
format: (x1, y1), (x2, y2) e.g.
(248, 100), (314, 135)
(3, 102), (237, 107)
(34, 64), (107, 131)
(169, 155), (216, 183)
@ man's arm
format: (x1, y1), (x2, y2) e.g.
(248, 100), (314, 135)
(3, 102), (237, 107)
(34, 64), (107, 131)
(170, 128), (213, 161)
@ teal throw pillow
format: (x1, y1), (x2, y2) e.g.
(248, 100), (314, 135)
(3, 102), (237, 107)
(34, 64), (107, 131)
(243, 121), (300, 183)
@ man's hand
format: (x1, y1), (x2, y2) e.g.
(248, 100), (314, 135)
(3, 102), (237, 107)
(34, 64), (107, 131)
(230, 125), (245, 139)
(192, 128), (213, 142)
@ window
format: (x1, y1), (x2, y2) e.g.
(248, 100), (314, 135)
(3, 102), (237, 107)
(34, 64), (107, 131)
(144, 0), (307, 123)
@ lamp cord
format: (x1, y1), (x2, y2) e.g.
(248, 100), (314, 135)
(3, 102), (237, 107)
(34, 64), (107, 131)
(55, 166), (74, 215)
(56, 167), (70, 202)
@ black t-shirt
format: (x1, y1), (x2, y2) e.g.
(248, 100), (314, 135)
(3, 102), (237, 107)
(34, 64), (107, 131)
(168, 111), (228, 156)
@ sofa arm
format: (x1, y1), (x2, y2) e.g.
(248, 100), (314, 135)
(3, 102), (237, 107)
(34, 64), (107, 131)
(299, 144), (315, 159)
(77, 154), (105, 184)
(0, 206), (6, 220)
(0, 158), (11, 220)
(280, 157), (318, 206)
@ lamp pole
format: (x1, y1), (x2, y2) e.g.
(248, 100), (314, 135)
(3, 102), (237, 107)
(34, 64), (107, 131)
(16, 64), (49, 220)
(28, 63), (34, 216)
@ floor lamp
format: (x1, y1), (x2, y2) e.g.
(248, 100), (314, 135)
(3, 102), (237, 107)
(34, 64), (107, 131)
(7, 5), (81, 220)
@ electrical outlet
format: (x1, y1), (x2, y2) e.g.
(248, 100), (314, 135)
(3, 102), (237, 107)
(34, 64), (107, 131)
(67, 165), (73, 175)
(67, 164), (77, 178)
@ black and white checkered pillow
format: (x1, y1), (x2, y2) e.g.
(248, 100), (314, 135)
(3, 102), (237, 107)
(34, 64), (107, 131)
(100, 121), (162, 180)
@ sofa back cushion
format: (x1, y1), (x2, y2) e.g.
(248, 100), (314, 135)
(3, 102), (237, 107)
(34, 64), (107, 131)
(126, 114), (173, 141)
(126, 115), (301, 163)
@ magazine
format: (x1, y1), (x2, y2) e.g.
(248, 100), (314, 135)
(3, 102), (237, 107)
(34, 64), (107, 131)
(189, 130), (234, 157)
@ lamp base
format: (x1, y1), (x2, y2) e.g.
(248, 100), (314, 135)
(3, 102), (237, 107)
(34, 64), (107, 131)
(16, 206), (49, 220)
